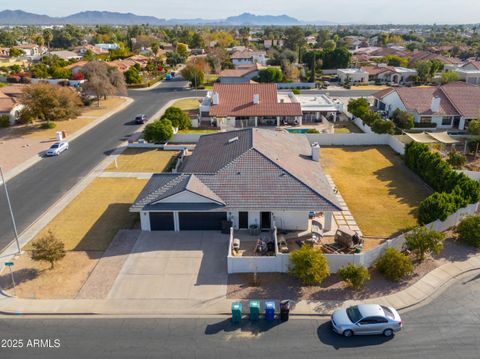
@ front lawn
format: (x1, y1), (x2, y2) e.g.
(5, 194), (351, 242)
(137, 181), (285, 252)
(105, 148), (179, 173)
(26, 177), (148, 251)
(170, 98), (202, 112)
(321, 146), (432, 237)
(177, 128), (218, 134)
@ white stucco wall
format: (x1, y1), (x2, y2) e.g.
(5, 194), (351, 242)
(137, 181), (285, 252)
(140, 211), (151, 231)
(272, 211), (309, 231)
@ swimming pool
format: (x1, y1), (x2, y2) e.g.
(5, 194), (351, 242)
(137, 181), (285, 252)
(287, 128), (310, 133)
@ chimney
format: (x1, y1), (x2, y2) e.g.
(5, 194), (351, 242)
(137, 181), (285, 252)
(212, 92), (219, 105)
(311, 142), (320, 162)
(431, 96), (441, 113)
(253, 94), (260, 104)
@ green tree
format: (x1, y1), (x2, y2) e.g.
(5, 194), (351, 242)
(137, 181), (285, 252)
(289, 245), (329, 285)
(176, 43), (189, 59)
(416, 61), (433, 84)
(440, 71), (460, 84)
(338, 264), (370, 290)
(467, 119), (480, 135)
(375, 248), (413, 281)
(456, 215), (480, 248)
(257, 67), (284, 83)
(144, 119), (174, 143)
(347, 98), (370, 119)
(181, 63), (205, 88)
(284, 26), (306, 53)
(447, 149), (466, 169)
(166, 52), (184, 66)
(405, 227), (445, 261)
(383, 54), (408, 67)
(371, 118), (395, 134)
(43, 28), (53, 50)
(322, 39), (336, 52)
(392, 109), (414, 129)
(124, 66), (142, 84)
(30, 63), (50, 78)
(161, 107), (191, 130)
(321, 47), (352, 69)
(50, 66), (71, 79)
(9, 47), (23, 57)
(30, 231), (66, 269)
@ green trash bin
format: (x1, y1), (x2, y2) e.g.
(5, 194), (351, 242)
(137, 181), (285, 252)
(249, 300), (260, 321)
(232, 302), (242, 324)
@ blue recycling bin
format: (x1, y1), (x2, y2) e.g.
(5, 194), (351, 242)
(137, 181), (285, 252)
(231, 302), (242, 324)
(265, 301), (275, 321)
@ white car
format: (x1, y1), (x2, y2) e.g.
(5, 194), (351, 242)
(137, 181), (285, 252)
(45, 141), (69, 156)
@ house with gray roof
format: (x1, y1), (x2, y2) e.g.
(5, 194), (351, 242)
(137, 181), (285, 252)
(131, 128), (341, 232)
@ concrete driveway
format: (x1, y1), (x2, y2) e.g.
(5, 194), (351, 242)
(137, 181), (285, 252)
(107, 231), (229, 301)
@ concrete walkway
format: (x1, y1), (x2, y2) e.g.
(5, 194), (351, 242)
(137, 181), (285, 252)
(1, 253), (479, 317)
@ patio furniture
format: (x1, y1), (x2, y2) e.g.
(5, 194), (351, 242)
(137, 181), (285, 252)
(232, 238), (240, 252)
(277, 235), (289, 253)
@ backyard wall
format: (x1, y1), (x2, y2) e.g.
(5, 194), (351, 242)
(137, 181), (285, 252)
(228, 202), (479, 274)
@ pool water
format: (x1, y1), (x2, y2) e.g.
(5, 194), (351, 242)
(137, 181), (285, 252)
(287, 128), (310, 133)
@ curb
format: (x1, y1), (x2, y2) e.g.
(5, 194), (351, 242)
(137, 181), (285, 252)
(0, 97), (134, 185)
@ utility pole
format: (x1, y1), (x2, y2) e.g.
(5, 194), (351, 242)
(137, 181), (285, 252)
(0, 167), (21, 254)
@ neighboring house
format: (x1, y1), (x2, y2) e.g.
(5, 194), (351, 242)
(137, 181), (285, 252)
(0, 47), (9, 57)
(199, 83), (342, 128)
(337, 68), (369, 84)
(444, 61), (480, 85)
(94, 43), (119, 51)
(14, 44), (47, 58)
(218, 64), (262, 83)
(362, 64), (417, 85)
(373, 81), (480, 130)
(74, 44), (108, 56)
(64, 60), (89, 74)
(305, 36), (317, 46)
(49, 50), (82, 61)
(231, 49), (267, 66)
(263, 39), (283, 49)
(130, 128), (341, 232)
(0, 85), (25, 124)
(408, 51), (462, 67)
(200, 83), (302, 127)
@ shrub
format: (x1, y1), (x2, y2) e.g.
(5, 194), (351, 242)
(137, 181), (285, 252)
(40, 122), (56, 129)
(0, 114), (10, 128)
(417, 192), (458, 225)
(292, 89), (301, 95)
(289, 245), (329, 285)
(371, 118), (395, 134)
(347, 98), (370, 119)
(338, 264), (370, 290)
(161, 106), (191, 130)
(467, 119), (480, 136)
(414, 122), (437, 128)
(375, 248), (413, 281)
(456, 215), (480, 248)
(391, 109), (414, 129)
(447, 150), (466, 169)
(144, 119), (173, 143)
(30, 231), (66, 269)
(306, 128), (319, 133)
(405, 226), (445, 261)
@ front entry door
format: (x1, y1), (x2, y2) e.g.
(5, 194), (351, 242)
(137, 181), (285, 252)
(239, 212), (249, 229)
(260, 212), (271, 231)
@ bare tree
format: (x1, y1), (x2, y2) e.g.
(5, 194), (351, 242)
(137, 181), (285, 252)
(82, 61), (127, 106)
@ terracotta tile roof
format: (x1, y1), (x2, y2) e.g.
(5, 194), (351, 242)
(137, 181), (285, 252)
(361, 65), (395, 76)
(440, 81), (480, 118)
(64, 61), (89, 70)
(373, 87), (395, 99)
(395, 86), (459, 116)
(133, 128), (341, 212)
(219, 64), (259, 78)
(408, 51), (462, 66)
(208, 83), (302, 117)
(0, 97), (16, 112)
(370, 47), (408, 57)
(231, 49), (266, 59)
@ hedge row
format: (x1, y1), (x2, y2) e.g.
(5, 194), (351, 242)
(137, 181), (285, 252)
(405, 142), (480, 224)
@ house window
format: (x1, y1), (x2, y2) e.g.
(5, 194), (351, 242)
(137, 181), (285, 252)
(442, 116), (452, 126)
(420, 117), (431, 124)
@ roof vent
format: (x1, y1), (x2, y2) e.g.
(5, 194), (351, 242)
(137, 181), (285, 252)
(228, 136), (239, 143)
(431, 96), (441, 113)
(253, 94), (260, 104)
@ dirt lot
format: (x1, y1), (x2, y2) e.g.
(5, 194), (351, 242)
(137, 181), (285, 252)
(105, 148), (179, 173)
(227, 237), (476, 301)
(0, 251), (102, 299)
(321, 146), (432, 237)
(26, 177), (148, 251)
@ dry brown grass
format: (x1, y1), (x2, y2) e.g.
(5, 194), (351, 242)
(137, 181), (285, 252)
(0, 251), (101, 299)
(170, 97), (202, 112)
(26, 178), (147, 251)
(105, 148), (179, 173)
(321, 146), (432, 237)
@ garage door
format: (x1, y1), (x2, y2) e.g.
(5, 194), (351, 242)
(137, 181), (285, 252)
(179, 212), (227, 230)
(150, 212), (174, 231)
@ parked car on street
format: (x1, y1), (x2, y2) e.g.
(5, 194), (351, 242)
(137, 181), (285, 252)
(135, 114), (147, 124)
(331, 304), (402, 337)
(45, 141), (69, 156)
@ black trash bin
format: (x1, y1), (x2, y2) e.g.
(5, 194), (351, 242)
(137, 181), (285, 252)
(280, 300), (290, 322)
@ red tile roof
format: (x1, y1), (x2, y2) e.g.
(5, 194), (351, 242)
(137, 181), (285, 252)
(408, 51), (462, 66)
(372, 87), (394, 100)
(361, 65), (396, 76)
(209, 83), (302, 117)
(440, 81), (480, 118)
(219, 64), (260, 78)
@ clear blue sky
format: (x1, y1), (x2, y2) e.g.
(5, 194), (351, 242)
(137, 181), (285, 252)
(1, 0), (480, 24)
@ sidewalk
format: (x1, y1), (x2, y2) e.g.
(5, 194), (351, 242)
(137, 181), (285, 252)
(0, 96), (133, 184)
(1, 255), (479, 317)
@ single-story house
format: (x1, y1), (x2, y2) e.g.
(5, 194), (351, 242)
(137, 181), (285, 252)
(444, 61), (480, 85)
(218, 64), (262, 83)
(94, 43), (119, 51)
(49, 50), (82, 61)
(408, 51), (462, 68)
(231, 49), (267, 66)
(337, 68), (369, 84)
(74, 44), (108, 56)
(131, 128), (341, 232)
(0, 85), (25, 124)
(362, 65), (417, 85)
(64, 61), (89, 74)
(373, 81), (480, 130)
(14, 44), (47, 58)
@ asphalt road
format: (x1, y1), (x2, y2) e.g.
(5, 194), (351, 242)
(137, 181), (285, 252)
(1, 272), (480, 359)
(0, 79), (202, 252)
